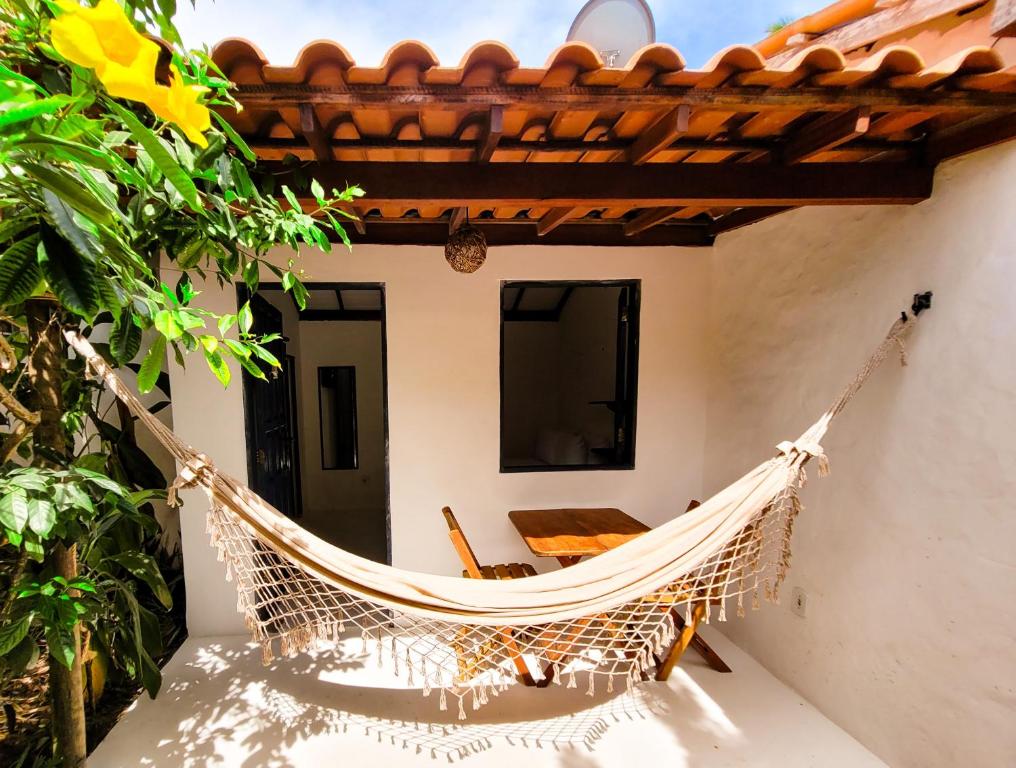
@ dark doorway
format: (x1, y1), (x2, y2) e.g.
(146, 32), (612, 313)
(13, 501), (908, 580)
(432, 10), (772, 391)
(242, 294), (303, 518)
(239, 284), (390, 564)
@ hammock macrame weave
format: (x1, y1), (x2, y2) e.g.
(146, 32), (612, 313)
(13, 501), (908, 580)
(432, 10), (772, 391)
(65, 313), (917, 718)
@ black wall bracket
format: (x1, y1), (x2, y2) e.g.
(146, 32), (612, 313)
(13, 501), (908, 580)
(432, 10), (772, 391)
(911, 291), (933, 316)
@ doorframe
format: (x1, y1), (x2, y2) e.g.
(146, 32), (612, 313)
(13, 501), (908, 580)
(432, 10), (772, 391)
(237, 282), (392, 565)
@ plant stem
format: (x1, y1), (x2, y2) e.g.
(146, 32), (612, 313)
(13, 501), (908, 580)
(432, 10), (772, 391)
(26, 299), (87, 767)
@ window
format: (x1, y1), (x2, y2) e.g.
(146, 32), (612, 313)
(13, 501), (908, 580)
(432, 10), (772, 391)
(319, 366), (358, 470)
(500, 280), (640, 472)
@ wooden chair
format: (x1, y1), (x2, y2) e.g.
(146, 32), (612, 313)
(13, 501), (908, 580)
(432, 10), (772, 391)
(654, 500), (733, 680)
(442, 507), (540, 685)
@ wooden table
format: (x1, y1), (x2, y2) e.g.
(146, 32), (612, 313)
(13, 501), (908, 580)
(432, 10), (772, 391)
(508, 507), (650, 567)
(508, 506), (732, 675)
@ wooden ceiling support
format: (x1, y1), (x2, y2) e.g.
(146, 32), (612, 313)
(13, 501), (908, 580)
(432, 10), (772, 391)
(629, 105), (691, 164)
(925, 112), (1016, 163)
(274, 161), (934, 208)
(537, 207), (579, 235)
(298, 102), (333, 162)
(708, 207), (793, 236)
(477, 105), (504, 162)
(335, 219), (715, 247)
(783, 107), (872, 164)
(238, 84), (1016, 115)
(624, 207), (682, 236)
(448, 206), (467, 233)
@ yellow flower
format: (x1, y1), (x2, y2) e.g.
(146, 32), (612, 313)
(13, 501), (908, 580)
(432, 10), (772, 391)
(50, 0), (160, 104)
(146, 66), (211, 147)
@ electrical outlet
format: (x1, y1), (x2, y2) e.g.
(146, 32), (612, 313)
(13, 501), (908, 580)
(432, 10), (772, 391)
(791, 587), (808, 618)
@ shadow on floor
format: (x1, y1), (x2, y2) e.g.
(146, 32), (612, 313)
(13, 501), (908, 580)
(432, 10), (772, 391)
(105, 636), (739, 767)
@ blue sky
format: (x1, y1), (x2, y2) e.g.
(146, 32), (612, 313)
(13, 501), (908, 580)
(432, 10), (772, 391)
(174, 1), (831, 68)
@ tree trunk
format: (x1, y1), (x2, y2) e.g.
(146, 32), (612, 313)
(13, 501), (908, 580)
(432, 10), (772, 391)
(26, 299), (87, 767)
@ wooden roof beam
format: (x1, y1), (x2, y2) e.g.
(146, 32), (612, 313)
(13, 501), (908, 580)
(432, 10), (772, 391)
(476, 105), (504, 163)
(783, 107), (871, 164)
(708, 207), (793, 236)
(537, 207), (579, 235)
(279, 161), (934, 208)
(341, 219), (715, 247)
(624, 207), (682, 236)
(629, 105), (691, 165)
(925, 112), (1016, 163)
(448, 206), (467, 233)
(298, 103), (333, 162)
(237, 84), (1016, 114)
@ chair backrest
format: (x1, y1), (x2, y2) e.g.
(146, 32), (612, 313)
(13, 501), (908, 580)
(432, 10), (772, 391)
(442, 506), (484, 579)
(686, 499), (702, 511)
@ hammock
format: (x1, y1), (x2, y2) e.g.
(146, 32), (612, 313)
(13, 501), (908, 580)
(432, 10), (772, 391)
(64, 310), (919, 718)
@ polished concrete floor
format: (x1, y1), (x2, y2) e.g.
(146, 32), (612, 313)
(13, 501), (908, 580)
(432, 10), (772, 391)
(90, 628), (883, 768)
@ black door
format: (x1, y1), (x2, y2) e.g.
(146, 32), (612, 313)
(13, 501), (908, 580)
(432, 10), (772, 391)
(243, 295), (301, 518)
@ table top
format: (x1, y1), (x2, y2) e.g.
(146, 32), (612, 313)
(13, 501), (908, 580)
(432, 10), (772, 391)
(508, 507), (651, 558)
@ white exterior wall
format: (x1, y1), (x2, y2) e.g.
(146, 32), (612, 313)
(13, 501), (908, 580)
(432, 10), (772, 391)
(704, 143), (1016, 767)
(169, 245), (710, 636)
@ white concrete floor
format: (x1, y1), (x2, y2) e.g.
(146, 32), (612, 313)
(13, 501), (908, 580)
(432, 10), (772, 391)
(90, 629), (884, 768)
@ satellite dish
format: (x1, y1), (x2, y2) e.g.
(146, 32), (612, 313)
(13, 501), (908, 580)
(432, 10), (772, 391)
(567, 0), (656, 67)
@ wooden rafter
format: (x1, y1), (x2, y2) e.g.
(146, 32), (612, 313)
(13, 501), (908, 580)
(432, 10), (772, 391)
(477, 105), (504, 162)
(537, 207), (579, 236)
(275, 161), (934, 208)
(629, 105), (691, 165)
(333, 219), (715, 247)
(925, 112), (1016, 163)
(448, 206), (467, 233)
(783, 107), (871, 164)
(624, 207), (682, 236)
(708, 207), (793, 236)
(298, 102), (333, 162)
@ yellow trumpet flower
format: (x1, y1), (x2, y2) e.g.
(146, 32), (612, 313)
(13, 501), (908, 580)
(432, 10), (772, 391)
(50, 0), (160, 104)
(50, 0), (212, 147)
(147, 66), (211, 147)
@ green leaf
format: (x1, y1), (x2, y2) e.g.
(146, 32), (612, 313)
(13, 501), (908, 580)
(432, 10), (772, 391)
(217, 314), (236, 336)
(26, 497), (55, 536)
(0, 94), (73, 129)
(281, 185), (301, 211)
(72, 468), (125, 496)
(203, 347), (230, 388)
(0, 235), (42, 304)
(137, 336), (166, 394)
(1, 634), (39, 675)
(250, 344), (280, 368)
(237, 301), (253, 333)
(45, 624), (77, 669)
(109, 102), (201, 212)
(153, 309), (184, 340)
(109, 552), (173, 609)
(19, 161), (114, 225)
(0, 616), (30, 656)
(0, 490), (29, 533)
(212, 111), (256, 161)
(42, 188), (100, 263)
(242, 260), (259, 293)
(19, 131), (117, 171)
(310, 178), (325, 204)
(110, 312), (143, 363)
(37, 225), (101, 318)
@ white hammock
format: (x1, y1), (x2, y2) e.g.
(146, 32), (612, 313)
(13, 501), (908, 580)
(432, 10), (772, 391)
(65, 311), (918, 717)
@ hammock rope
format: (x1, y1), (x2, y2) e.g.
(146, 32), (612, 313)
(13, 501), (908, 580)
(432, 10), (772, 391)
(64, 311), (919, 715)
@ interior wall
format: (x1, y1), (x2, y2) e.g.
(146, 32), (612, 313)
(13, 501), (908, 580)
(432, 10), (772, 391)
(704, 143), (1016, 767)
(501, 321), (561, 461)
(168, 244), (710, 634)
(294, 320), (386, 544)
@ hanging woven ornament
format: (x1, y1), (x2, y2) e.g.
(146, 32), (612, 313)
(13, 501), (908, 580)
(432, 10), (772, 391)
(445, 221), (487, 273)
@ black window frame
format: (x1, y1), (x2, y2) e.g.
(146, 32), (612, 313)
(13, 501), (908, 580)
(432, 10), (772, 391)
(499, 279), (641, 474)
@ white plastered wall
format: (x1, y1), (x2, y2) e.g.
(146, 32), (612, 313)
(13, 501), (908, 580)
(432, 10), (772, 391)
(168, 245), (710, 636)
(703, 143), (1016, 767)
